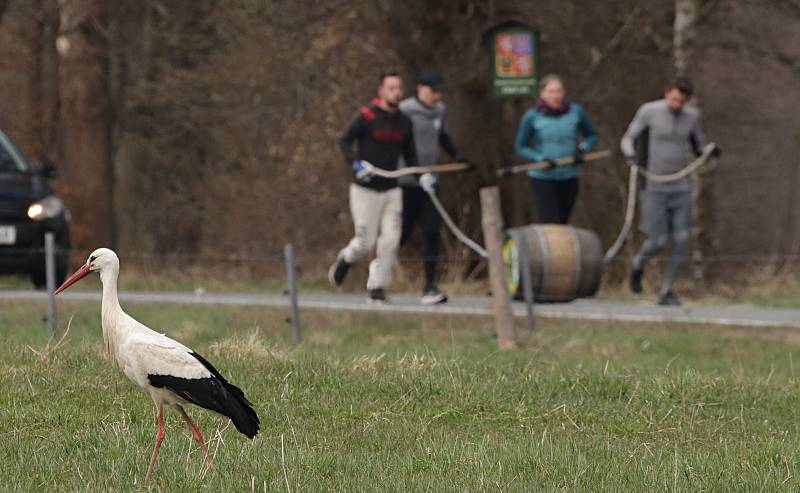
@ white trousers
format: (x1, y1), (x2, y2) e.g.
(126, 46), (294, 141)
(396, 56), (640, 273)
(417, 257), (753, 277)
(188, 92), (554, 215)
(339, 184), (402, 290)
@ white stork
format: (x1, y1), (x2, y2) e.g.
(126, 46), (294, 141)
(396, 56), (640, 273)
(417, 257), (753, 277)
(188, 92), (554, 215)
(55, 248), (260, 482)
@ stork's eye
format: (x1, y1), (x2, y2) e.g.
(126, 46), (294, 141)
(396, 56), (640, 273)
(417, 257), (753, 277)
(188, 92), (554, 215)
(90, 255), (97, 262)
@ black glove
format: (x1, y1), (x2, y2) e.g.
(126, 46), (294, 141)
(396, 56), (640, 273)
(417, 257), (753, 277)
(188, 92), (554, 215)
(545, 159), (558, 169)
(573, 150), (584, 164)
(710, 144), (721, 158)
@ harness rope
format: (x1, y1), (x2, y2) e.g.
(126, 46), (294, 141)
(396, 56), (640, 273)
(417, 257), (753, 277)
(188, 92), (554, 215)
(362, 143), (716, 264)
(425, 189), (488, 258)
(602, 142), (719, 264)
(361, 162), (488, 257)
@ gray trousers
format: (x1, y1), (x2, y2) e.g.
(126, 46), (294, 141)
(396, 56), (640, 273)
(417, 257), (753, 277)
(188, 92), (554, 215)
(634, 190), (692, 295)
(639, 190), (692, 239)
(338, 184), (402, 290)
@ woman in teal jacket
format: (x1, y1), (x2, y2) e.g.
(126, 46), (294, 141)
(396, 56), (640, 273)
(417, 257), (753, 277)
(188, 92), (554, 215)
(514, 74), (598, 224)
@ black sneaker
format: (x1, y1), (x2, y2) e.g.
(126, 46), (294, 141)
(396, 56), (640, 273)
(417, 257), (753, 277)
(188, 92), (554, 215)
(328, 257), (350, 287)
(658, 291), (681, 306)
(629, 268), (643, 294)
(368, 288), (387, 304)
(420, 287), (448, 305)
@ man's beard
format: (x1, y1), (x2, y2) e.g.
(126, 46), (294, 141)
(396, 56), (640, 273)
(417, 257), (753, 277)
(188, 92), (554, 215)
(386, 99), (399, 108)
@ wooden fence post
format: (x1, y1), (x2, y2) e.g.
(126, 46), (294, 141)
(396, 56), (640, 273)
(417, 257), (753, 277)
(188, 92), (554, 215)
(480, 186), (517, 349)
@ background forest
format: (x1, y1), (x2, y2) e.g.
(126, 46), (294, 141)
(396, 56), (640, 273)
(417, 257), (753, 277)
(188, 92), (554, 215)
(0, 0), (798, 287)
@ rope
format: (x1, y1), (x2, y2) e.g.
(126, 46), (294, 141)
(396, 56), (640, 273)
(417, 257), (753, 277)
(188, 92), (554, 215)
(361, 162), (487, 257)
(635, 143), (718, 183)
(361, 143), (715, 264)
(603, 142), (718, 263)
(425, 188), (488, 258)
(603, 166), (640, 263)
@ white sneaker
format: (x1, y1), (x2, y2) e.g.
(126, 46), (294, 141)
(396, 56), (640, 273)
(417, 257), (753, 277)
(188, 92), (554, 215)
(420, 288), (448, 305)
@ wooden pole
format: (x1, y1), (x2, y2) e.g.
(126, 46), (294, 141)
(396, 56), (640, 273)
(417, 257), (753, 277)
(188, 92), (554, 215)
(496, 150), (612, 176)
(480, 187), (517, 349)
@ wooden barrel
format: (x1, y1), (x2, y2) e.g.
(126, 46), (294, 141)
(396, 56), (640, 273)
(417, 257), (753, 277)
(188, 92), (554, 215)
(502, 224), (604, 302)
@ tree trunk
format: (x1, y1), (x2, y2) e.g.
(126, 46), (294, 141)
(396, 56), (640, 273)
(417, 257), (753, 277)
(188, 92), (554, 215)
(26, 0), (60, 159)
(673, 0), (697, 78)
(674, 0), (714, 286)
(56, 0), (114, 252)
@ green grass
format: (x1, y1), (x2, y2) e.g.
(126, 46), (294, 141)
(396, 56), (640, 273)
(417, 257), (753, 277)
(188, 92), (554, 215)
(3, 300), (800, 491)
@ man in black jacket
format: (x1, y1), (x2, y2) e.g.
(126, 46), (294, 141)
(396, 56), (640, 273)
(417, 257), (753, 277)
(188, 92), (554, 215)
(329, 72), (418, 303)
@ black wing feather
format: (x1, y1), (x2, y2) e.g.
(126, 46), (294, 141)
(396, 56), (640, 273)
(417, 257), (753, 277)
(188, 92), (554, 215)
(148, 352), (260, 438)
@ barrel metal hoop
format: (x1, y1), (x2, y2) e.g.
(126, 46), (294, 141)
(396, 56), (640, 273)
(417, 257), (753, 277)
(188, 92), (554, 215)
(532, 225), (549, 297)
(588, 231), (605, 296)
(567, 226), (582, 295)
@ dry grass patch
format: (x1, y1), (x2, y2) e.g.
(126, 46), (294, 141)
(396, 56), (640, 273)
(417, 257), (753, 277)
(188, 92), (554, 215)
(394, 352), (440, 373)
(349, 353), (386, 372)
(207, 328), (292, 361)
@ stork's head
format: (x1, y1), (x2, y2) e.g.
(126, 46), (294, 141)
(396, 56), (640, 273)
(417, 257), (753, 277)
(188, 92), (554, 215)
(55, 248), (119, 294)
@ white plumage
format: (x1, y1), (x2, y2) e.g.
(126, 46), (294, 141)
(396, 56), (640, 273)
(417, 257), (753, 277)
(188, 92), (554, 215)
(120, 335), (210, 390)
(56, 248), (259, 482)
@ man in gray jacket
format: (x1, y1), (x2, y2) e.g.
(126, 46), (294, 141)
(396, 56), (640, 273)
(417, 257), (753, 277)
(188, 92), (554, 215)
(620, 77), (719, 306)
(398, 70), (464, 305)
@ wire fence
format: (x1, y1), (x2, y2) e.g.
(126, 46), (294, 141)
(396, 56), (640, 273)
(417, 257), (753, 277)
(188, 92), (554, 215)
(6, 243), (800, 270)
(3, 245), (794, 299)
(3, 245), (795, 272)
(3, 212), (799, 302)
(4, 232), (800, 347)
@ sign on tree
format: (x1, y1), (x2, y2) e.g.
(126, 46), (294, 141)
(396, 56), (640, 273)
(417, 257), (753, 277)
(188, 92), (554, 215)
(490, 23), (539, 97)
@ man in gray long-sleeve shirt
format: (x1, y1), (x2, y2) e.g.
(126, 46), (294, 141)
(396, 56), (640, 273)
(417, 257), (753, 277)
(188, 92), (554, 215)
(620, 77), (720, 306)
(398, 70), (463, 305)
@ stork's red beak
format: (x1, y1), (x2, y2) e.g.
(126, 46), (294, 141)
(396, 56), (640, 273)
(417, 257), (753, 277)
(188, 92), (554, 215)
(55, 263), (92, 295)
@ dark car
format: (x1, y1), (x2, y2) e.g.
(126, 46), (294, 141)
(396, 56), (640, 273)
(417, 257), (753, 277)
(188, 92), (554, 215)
(0, 130), (70, 288)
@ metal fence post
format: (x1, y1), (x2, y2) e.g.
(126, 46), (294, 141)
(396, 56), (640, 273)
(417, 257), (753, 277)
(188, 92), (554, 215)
(514, 229), (536, 334)
(283, 243), (301, 344)
(44, 232), (57, 338)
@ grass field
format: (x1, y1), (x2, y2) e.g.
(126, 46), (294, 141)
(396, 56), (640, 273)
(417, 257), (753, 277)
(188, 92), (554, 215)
(3, 300), (800, 491)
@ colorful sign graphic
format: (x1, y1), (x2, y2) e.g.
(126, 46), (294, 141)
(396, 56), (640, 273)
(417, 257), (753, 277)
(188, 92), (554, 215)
(491, 27), (538, 97)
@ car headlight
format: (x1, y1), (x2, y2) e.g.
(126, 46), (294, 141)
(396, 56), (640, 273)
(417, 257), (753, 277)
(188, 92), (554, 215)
(27, 196), (64, 221)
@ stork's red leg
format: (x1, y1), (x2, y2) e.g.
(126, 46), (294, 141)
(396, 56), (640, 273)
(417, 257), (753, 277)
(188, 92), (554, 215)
(145, 404), (165, 483)
(178, 405), (212, 465)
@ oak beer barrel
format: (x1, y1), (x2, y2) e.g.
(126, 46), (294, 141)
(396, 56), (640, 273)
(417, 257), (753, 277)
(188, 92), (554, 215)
(502, 224), (604, 302)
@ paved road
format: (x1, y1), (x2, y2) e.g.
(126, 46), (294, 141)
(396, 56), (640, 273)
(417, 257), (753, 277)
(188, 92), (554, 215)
(2, 289), (800, 328)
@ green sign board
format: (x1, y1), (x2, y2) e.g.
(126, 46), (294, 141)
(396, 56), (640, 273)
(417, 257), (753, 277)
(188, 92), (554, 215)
(491, 26), (539, 97)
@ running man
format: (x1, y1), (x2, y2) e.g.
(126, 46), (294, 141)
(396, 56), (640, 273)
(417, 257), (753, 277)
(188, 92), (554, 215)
(398, 70), (464, 305)
(329, 72), (418, 303)
(621, 77), (720, 306)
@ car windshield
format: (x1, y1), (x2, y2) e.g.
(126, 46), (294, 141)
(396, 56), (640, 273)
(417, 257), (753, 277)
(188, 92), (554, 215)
(0, 131), (30, 174)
